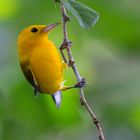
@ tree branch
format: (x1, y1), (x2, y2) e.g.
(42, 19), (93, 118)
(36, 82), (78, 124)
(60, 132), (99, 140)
(59, 3), (105, 140)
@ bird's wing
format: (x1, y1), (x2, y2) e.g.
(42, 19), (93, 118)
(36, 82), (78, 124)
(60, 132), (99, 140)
(20, 62), (39, 91)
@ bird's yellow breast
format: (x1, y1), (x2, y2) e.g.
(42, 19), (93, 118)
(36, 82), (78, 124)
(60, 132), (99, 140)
(18, 25), (64, 94)
(18, 36), (63, 94)
(29, 40), (63, 94)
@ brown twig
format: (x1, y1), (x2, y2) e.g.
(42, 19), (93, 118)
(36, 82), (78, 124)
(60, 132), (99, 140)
(58, 2), (105, 140)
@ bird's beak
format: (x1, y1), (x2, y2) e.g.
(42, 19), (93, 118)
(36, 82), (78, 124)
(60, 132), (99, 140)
(43, 22), (60, 32)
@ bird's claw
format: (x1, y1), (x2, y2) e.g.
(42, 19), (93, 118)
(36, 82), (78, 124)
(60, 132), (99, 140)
(74, 78), (88, 88)
(60, 41), (72, 49)
(68, 59), (75, 67)
(60, 41), (73, 65)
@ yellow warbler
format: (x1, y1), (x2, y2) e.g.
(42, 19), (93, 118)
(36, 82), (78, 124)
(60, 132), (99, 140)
(18, 23), (68, 107)
(17, 23), (85, 108)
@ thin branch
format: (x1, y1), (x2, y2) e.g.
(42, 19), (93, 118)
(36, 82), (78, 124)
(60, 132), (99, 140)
(59, 3), (105, 140)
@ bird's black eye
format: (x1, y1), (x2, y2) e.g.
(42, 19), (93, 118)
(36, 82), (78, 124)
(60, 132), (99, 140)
(31, 28), (38, 33)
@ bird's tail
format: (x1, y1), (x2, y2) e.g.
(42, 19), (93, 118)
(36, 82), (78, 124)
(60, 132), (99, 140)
(52, 90), (62, 108)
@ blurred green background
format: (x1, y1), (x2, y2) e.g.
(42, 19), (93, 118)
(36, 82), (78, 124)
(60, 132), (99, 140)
(0, 0), (140, 140)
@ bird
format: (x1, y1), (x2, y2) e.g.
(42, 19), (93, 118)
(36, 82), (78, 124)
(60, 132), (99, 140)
(17, 23), (85, 108)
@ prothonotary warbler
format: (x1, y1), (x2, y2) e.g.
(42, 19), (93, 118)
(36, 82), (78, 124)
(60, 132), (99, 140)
(17, 23), (85, 108)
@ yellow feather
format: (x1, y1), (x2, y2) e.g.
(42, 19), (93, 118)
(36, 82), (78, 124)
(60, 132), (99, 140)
(18, 25), (64, 94)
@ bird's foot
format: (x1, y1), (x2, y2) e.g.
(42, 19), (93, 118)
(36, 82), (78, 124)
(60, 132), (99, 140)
(68, 59), (75, 67)
(60, 41), (72, 49)
(74, 78), (88, 88)
(59, 41), (72, 64)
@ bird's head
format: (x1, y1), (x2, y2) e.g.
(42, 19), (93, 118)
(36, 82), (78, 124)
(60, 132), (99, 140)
(18, 23), (60, 45)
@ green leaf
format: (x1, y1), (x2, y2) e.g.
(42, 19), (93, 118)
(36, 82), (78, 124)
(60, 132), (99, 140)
(60, 0), (99, 28)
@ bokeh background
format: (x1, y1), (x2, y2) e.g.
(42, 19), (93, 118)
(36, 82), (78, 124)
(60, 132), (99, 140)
(0, 0), (140, 140)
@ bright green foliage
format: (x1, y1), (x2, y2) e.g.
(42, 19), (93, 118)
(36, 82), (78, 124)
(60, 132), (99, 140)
(60, 0), (99, 28)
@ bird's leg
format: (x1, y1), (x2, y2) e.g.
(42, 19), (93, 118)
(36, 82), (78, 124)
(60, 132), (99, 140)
(59, 41), (72, 65)
(61, 78), (87, 91)
(59, 41), (68, 64)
